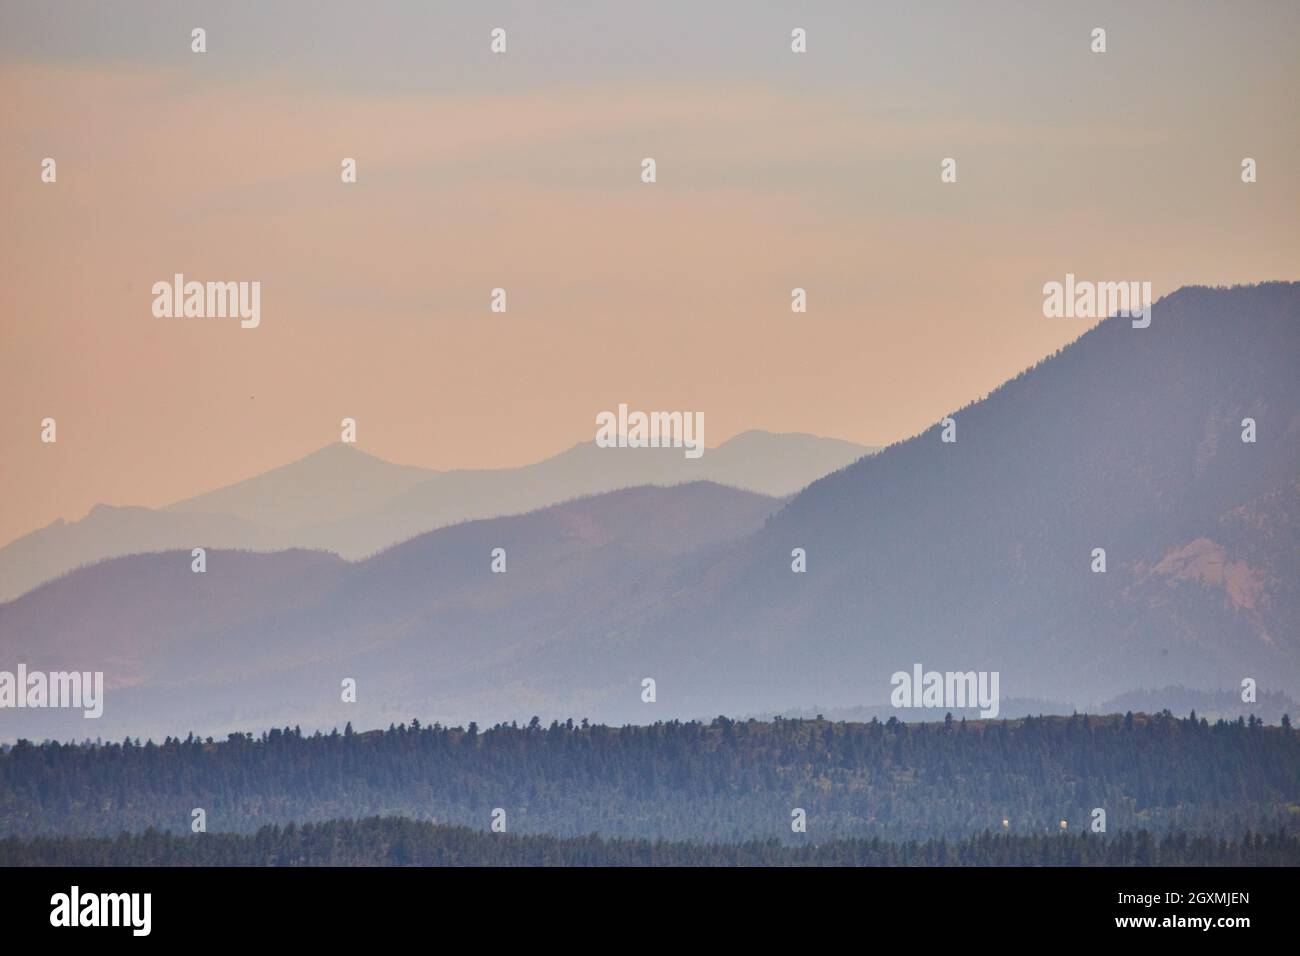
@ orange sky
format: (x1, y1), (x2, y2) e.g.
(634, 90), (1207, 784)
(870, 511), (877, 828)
(2, 3), (1298, 547)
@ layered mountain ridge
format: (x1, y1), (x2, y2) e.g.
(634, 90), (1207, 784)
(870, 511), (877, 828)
(2, 282), (1297, 741)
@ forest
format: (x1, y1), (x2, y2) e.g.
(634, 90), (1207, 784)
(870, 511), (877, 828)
(3, 710), (1297, 844)
(3, 817), (1297, 867)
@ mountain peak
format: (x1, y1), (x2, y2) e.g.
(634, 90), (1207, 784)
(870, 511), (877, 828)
(164, 443), (438, 530)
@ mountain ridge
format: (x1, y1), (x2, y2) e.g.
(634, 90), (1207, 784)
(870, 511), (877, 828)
(2, 283), (1296, 740)
(0, 429), (869, 602)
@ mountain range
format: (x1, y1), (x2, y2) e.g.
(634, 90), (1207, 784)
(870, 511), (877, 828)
(2, 282), (1297, 741)
(0, 430), (869, 603)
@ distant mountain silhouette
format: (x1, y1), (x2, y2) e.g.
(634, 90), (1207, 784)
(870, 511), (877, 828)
(3, 283), (1297, 742)
(287, 430), (868, 559)
(0, 431), (869, 602)
(165, 443), (436, 529)
(0, 482), (783, 739)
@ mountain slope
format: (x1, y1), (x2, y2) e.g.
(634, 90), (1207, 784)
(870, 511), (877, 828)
(164, 443), (436, 529)
(295, 430), (870, 559)
(627, 282), (1300, 717)
(0, 505), (292, 605)
(0, 482), (782, 739)
(3, 283), (1296, 739)
(0, 431), (869, 602)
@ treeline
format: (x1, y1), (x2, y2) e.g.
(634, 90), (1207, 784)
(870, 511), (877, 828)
(3, 817), (1297, 867)
(2, 711), (1297, 843)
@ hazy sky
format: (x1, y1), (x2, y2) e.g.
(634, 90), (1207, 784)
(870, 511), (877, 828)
(1, 1), (1297, 546)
